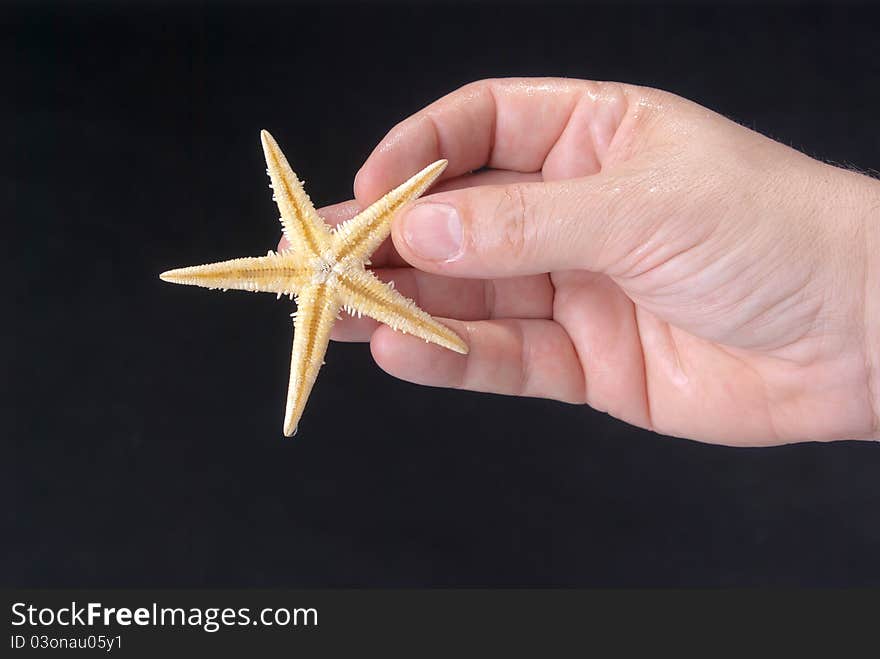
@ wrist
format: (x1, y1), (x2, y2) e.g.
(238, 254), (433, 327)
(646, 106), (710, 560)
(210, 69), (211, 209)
(860, 175), (880, 436)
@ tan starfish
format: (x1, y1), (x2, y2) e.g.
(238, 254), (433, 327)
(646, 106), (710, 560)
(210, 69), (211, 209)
(160, 130), (469, 437)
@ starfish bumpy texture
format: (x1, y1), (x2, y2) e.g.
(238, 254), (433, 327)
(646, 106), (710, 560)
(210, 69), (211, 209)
(161, 130), (469, 436)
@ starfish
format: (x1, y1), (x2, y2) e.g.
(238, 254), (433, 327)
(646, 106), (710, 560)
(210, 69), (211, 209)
(160, 130), (469, 437)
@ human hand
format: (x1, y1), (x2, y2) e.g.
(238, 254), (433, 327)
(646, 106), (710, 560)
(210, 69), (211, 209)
(282, 78), (880, 446)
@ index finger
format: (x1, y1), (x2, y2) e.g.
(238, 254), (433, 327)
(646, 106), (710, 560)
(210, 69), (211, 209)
(353, 77), (633, 204)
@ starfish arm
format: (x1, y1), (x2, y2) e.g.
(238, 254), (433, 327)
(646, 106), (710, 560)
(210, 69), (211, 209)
(160, 252), (311, 296)
(336, 268), (468, 354)
(261, 130), (331, 257)
(284, 283), (340, 436)
(330, 159), (447, 264)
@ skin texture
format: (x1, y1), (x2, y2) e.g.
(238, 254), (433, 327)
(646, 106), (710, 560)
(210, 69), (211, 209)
(280, 78), (880, 446)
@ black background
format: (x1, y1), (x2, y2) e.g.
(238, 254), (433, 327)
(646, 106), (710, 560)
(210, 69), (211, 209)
(4, 1), (880, 587)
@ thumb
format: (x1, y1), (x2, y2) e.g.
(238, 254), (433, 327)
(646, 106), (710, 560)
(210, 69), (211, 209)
(391, 176), (642, 278)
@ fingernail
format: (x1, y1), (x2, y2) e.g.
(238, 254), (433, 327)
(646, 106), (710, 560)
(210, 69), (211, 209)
(402, 202), (463, 262)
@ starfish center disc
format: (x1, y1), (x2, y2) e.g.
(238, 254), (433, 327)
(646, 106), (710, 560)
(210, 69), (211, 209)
(311, 256), (340, 285)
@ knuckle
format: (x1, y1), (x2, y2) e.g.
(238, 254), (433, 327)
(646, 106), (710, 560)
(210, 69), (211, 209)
(615, 85), (684, 155)
(484, 184), (530, 263)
